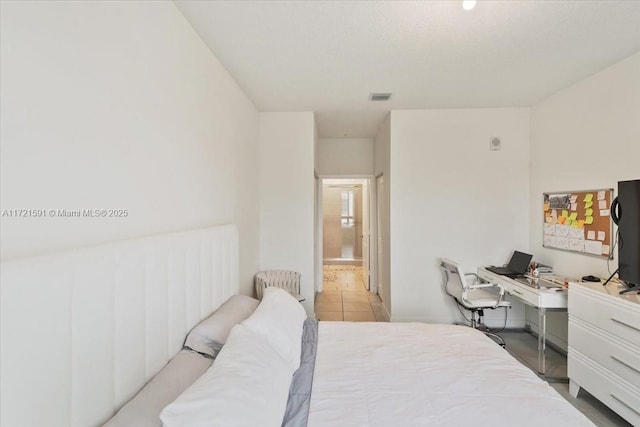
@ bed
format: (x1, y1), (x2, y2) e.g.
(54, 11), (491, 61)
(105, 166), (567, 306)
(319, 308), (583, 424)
(159, 287), (594, 427)
(308, 322), (592, 427)
(0, 225), (594, 427)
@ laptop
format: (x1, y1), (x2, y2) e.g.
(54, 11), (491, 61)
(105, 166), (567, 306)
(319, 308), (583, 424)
(487, 251), (533, 278)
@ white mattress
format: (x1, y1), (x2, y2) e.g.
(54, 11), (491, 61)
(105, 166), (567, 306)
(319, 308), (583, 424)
(308, 322), (593, 427)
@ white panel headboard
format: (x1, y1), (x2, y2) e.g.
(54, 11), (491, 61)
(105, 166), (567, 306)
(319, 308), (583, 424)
(0, 225), (239, 427)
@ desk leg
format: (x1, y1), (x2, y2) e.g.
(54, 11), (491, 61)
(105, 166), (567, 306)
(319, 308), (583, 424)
(538, 307), (546, 375)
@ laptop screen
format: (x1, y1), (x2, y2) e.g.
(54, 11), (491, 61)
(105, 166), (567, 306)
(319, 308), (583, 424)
(507, 251), (533, 274)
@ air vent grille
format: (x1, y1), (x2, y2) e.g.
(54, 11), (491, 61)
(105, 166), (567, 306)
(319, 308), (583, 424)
(369, 92), (392, 101)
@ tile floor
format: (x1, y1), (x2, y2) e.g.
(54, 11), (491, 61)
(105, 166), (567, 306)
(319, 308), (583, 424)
(315, 265), (388, 322)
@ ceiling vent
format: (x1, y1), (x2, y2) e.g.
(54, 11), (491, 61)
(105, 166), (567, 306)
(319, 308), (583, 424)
(369, 92), (392, 101)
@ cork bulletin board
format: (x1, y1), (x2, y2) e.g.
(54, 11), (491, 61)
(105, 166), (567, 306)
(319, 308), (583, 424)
(543, 188), (614, 258)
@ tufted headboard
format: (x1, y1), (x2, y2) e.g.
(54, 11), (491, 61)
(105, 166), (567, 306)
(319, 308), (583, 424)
(0, 225), (239, 427)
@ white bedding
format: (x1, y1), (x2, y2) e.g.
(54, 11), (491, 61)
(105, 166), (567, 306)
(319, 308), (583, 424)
(308, 322), (593, 427)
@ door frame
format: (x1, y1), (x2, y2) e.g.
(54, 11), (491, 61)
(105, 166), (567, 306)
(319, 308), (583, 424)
(316, 174), (377, 294)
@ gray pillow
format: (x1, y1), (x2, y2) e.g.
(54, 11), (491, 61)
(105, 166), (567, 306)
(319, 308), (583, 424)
(103, 350), (212, 427)
(184, 294), (259, 357)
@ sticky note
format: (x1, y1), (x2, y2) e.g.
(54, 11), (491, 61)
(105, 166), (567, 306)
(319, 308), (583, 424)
(597, 231), (605, 241)
(599, 200), (607, 209)
(587, 230), (596, 240)
(577, 219), (585, 228)
(570, 195), (578, 203)
(585, 208), (593, 216)
(544, 203), (549, 212)
(571, 203), (577, 211)
(557, 216), (566, 224)
(584, 194), (594, 202)
(551, 209), (558, 218)
(572, 220), (580, 228)
(585, 201), (593, 209)
(600, 209), (609, 216)
(585, 216), (594, 225)
(597, 190), (605, 200)
(569, 212), (578, 221)
(562, 210), (569, 218)
(602, 245), (610, 255)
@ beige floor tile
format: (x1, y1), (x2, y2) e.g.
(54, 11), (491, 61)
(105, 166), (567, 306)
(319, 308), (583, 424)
(315, 292), (342, 303)
(342, 294), (370, 303)
(316, 312), (343, 321)
(344, 311), (376, 322)
(342, 302), (373, 312)
(315, 301), (343, 312)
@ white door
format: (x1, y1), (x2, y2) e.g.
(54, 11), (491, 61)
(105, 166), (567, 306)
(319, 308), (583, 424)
(376, 176), (384, 301)
(362, 180), (370, 290)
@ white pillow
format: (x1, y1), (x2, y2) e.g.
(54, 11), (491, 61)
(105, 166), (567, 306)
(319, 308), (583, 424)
(160, 324), (293, 427)
(184, 295), (259, 357)
(242, 286), (307, 370)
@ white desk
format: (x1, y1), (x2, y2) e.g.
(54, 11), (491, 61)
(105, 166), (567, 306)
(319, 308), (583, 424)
(478, 267), (568, 378)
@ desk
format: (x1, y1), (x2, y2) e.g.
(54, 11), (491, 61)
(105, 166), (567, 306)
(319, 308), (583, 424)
(478, 267), (568, 379)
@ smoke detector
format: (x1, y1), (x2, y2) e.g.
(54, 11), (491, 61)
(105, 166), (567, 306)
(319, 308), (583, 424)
(369, 93), (392, 101)
(490, 137), (502, 151)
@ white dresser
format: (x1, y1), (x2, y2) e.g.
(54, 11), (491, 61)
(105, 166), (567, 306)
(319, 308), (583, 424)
(568, 282), (640, 426)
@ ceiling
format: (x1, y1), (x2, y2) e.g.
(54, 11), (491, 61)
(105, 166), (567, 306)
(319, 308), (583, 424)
(174, 1), (640, 138)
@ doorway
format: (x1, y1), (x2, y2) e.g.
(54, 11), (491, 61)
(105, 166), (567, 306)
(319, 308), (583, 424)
(322, 179), (368, 270)
(315, 177), (386, 321)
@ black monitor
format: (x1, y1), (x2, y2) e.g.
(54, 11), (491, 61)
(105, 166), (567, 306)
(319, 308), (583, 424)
(612, 179), (640, 293)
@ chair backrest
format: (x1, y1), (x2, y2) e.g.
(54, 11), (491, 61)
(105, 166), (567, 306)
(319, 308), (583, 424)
(254, 270), (301, 300)
(440, 258), (468, 301)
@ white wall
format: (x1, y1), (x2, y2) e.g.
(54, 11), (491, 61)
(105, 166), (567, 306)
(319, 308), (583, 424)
(374, 115), (391, 314)
(389, 109), (530, 325)
(317, 138), (374, 175)
(528, 52), (640, 347)
(259, 112), (315, 313)
(0, 1), (260, 294)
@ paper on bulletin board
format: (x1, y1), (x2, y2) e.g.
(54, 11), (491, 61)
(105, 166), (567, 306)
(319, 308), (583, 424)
(555, 224), (569, 236)
(584, 240), (603, 255)
(569, 238), (585, 252)
(568, 227), (584, 239)
(544, 223), (555, 235)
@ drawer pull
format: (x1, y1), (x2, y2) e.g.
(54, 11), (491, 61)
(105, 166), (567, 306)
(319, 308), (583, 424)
(611, 317), (640, 333)
(610, 355), (640, 375)
(511, 289), (523, 296)
(610, 394), (640, 417)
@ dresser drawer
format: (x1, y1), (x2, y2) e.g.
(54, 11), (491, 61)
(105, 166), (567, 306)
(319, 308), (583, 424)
(569, 287), (640, 345)
(569, 321), (640, 387)
(569, 351), (640, 426)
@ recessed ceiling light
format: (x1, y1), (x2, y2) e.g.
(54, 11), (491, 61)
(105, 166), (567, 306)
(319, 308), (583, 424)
(462, 0), (476, 11)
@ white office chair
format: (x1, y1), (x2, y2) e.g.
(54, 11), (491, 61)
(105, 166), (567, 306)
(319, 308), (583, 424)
(440, 258), (510, 347)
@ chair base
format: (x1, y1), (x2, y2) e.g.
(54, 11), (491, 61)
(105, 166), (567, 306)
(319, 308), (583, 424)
(471, 309), (506, 348)
(481, 330), (506, 348)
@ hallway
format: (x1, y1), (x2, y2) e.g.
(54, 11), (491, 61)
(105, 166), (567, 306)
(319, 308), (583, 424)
(315, 265), (389, 322)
